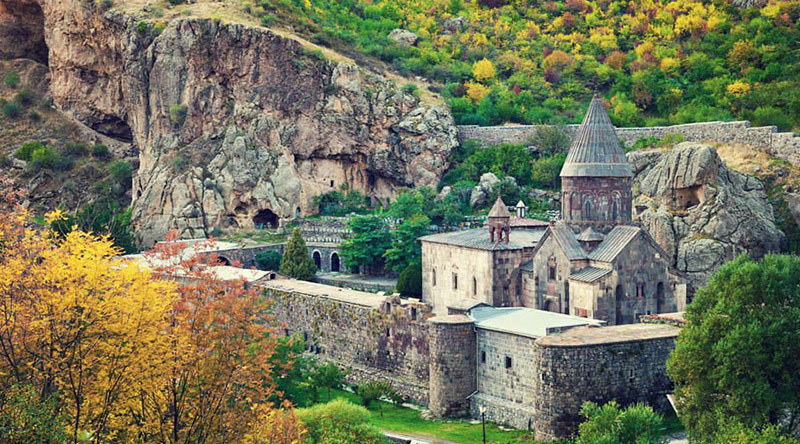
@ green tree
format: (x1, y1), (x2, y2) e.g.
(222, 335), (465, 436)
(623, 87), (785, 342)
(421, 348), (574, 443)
(0, 384), (68, 444)
(50, 200), (137, 254)
(340, 215), (391, 272)
(269, 335), (315, 407)
(309, 362), (346, 403)
(712, 421), (800, 444)
(279, 228), (317, 280)
(254, 250), (282, 271)
(667, 254), (800, 443)
(383, 215), (429, 272)
(529, 125), (570, 156)
(297, 399), (385, 444)
(575, 401), (666, 444)
(396, 261), (422, 298)
(531, 153), (566, 189)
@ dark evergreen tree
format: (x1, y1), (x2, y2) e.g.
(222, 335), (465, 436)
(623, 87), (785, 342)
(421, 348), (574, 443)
(279, 228), (316, 281)
(396, 262), (422, 298)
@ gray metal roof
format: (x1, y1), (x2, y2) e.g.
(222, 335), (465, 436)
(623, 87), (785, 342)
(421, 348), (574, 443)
(419, 228), (543, 251)
(576, 226), (605, 242)
(588, 225), (641, 262)
(469, 306), (603, 338)
(519, 260), (534, 272)
(569, 266), (612, 283)
(560, 96), (633, 178)
(549, 223), (588, 260)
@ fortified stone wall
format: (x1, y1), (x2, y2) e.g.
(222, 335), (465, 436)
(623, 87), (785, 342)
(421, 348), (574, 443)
(459, 122), (800, 167)
(263, 282), (433, 403)
(428, 315), (477, 417)
(531, 324), (679, 441)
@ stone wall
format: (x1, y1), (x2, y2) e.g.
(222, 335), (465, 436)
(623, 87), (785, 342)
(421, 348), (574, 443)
(421, 241), (495, 314)
(459, 121), (800, 168)
(531, 325), (679, 441)
(263, 283), (433, 403)
(428, 315), (477, 417)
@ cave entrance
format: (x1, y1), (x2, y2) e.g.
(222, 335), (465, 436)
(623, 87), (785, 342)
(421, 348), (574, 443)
(253, 209), (279, 229)
(0, 0), (48, 64)
(90, 115), (134, 143)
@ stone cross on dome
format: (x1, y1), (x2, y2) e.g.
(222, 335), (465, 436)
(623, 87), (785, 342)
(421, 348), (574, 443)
(488, 197), (511, 244)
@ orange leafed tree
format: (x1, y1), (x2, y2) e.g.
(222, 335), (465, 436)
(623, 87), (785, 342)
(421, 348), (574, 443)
(133, 234), (280, 444)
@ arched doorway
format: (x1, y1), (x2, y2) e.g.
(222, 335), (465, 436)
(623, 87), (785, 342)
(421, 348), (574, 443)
(544, 300), (555, 313)
(253, 209), (279, 229)
(330, 252), (340, 272)
(656, 282), (665, 313)
(312, 251), (321, 270)
(615, 285), (624, 325)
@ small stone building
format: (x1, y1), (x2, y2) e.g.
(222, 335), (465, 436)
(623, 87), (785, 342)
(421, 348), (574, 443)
(421, 96), (686, 324)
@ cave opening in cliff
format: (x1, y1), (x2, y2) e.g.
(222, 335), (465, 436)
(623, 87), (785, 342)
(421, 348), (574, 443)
(253, 209), (279, 229)
(1, 0), (49, 65)
(90, 115), (134, 143)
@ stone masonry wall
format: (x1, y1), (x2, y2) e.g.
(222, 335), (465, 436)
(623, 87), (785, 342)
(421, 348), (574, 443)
(263, 286), (433, 403)
(531, 330), (677, 441)
(459, 121), (800, 168)
(428, 316), (477, 417)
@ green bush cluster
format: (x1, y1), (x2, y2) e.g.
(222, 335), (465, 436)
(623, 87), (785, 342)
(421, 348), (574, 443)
(254, 250), (282, 271)
(3, 71), (20, 89)
(169, 104), (188, 125)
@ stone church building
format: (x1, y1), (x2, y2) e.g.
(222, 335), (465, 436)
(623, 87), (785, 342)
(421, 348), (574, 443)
(421, 96), (686, 324)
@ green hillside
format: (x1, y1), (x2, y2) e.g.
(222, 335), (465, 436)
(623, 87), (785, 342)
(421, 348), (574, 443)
(230, 0), (800, 128)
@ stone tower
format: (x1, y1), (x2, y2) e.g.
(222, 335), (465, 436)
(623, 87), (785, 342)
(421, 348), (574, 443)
(428, 315), (476, 418)
(560, 96), (633, 228)
(488, 197), (511, 243)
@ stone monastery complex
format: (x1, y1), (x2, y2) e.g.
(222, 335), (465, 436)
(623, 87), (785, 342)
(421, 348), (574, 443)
(420, 96), (687, 323)
(138, 97), (686, 441)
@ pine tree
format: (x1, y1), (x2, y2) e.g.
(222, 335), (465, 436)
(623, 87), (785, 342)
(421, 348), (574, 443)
(280, 228), (317, 281)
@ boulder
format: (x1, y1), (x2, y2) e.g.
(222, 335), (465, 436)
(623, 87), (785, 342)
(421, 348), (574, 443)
(388, 29), (418, 46)
(469, 172), (501, 207)
(631, 143), (785, 291)
(443, 16), (468, 33)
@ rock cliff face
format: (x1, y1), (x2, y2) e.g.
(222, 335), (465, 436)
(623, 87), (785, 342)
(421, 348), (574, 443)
(1, 0), (458, 246)
(630, 143), (785, 291)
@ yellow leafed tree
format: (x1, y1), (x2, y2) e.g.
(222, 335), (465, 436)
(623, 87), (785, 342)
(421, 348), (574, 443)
(472, 58), (496, 83)
(0, 198), (176, 442)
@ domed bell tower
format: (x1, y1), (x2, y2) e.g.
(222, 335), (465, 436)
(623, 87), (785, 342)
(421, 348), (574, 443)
(560, 96), (633, 229)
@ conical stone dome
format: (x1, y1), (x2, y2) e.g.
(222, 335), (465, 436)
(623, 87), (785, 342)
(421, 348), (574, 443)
(560, 96), (632, 178)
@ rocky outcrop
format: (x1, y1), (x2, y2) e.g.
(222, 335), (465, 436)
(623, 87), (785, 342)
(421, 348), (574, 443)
(4, 0), (458, 246)
(631, 143), (785, 291)
(0, 0), (46, 63)
(387, 29), (418, 46)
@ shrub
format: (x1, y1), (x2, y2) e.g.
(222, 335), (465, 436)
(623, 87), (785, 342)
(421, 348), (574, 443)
(531, 153), (567, 189)
(309, 362), (347, 403)
(297, 399), (385, 444)
(576, 401), (666, 444)
(171, 155), (188, 171)
(2, 102), (21, 118)
(396, 261), (422, 297)
(108, 160), (133, 186)
(168, 0), (184, 5)
(401, 83), (419, 97)
(169, 104), (188, 125)
(91, 144), (110, 158)
(98, 0), (114, 10)
(28, 111), (41, 122)
(16, 141), (45, 161)
(3, 71), (20, 89)
(0, 384), (69, 444)
(254, 250), (282, 271)
(260, 13), (277, 26)
(750, 106), (793, 131)
(62, 141), (88, 157)
(30, 145), (70, 171)
(136, 21), (149, 34)
(0, 154), (10, 168)
(14, 89), (35, 106)
(528, 125), (570, 156)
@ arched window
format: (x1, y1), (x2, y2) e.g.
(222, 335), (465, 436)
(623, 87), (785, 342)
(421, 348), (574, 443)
(473, 277), (477, 296)
(656, 282), (665, 313)
(432, 269), (437, 286)
(584, 199), (592, 220)
(452, 273), (458, 290)
(612, 197), (618, 220)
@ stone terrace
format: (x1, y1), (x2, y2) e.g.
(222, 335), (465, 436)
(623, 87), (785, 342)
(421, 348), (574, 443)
(537, 323), (680, 347)
(261, 279), (386, 308)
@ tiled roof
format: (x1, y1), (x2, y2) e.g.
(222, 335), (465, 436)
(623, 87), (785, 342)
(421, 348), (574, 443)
(510, 217), (550, 228)
(569, 266), (612, 283)
(588, 225), (641, 262)
(419, 228), (543, 251)
(576, 226), (605, 242)
(549, 223), (588, 260)
(560, 96), (633, 178)
(488, 197), (511, 218)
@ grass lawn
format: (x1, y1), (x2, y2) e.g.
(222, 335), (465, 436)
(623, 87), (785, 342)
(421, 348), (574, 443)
(321, 389), (540, 444)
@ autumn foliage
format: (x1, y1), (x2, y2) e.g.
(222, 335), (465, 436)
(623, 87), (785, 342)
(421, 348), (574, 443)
(0, 185), (282, 443)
